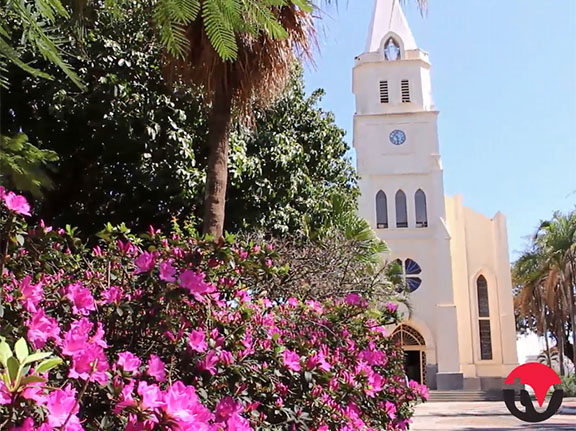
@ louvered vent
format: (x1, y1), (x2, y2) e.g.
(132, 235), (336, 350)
(379, 81), (389, 103)
(401, 80), (410, 103)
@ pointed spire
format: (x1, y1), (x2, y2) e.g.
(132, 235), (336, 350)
(366, 0), (418, 53)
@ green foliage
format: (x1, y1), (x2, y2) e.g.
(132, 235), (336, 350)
(0, 0), (83, 89)
(0, 337), (62, 393)
(561, 374), (576, 397)
(1, 5), (356, 237)
(0, 133), (58, 197)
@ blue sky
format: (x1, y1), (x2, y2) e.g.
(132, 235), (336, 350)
(303, 0), (576, 260)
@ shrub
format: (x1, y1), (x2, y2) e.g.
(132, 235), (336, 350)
(0, 188), (427, 430)
(561, 374), (576, 397)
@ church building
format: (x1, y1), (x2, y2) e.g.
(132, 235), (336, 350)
(354, 0), (518, 390)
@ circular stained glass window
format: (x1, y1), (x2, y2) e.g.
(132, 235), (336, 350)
(394, 258), (422, 292)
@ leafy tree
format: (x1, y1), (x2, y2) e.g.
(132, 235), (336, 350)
(0, 133), (58, 198)
(1, 4), (357, 237)
(514, 210), (576, 372)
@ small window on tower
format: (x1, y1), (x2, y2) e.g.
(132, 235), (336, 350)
(401, 80), (411, 103)
(379, 81), (389, 103)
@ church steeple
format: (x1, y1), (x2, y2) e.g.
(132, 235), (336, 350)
(366, 0), (418, 53)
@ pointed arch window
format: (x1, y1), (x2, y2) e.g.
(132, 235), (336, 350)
(477, 275), (493, 360)
(395, 190), (408, 228)
(415, 189), (428, 228)
(376, 191), (388, 229)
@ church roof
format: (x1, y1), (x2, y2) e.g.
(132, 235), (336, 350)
(366, 0), (418, 53)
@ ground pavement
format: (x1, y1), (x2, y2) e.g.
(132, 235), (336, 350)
(411, 398), (576, 431)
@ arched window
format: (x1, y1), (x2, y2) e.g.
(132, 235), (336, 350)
(395, 190), (408, 228)
(477, 275), (493, 360)
(415, 189), (428, 228)
(376, 191), (388, 229)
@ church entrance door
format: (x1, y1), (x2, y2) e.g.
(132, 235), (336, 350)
(392, 325), (426, 385)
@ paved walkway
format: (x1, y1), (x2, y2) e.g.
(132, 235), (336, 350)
(411, 399), (576, 430)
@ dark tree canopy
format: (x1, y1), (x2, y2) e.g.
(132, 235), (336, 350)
(0, 4), (357, 237)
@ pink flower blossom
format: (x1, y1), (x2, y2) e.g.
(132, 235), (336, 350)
(46, 385), (83, 430)
(27, 308), (61, 349)
(198, 350), (218, 375)
(117, 351), (142, 373)
(386, 303), (398, 313)
(385, 400), (397, 420)
(305, 300), (323, 314)
(282, 350), (301, 372)
(2, 191), (31, 216)
(179, 270), (216, 301)
(10, 418), (36, 431)
(215, 396), (242, 421)
(101, 285), (123, 304)
(345, 293), (366, 307)
(65, 283), (96, 315)
(147, 354), (167, 382)
(188, 329), (207, 352)
(19, 275), (43, 313)
(0, 380), (11, 405)
(163, 381), (213, 427)
(159, 260), (177, 282)
(226, 414), (252, 431)
(134, 252), (156, 274)
(137, 381), (164, 410)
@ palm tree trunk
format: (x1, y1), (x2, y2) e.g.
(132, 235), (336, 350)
(544, 329), (552, 367)
(202, 88), (233, 238)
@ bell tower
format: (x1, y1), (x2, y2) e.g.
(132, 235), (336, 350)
(354, 0), (465, 390)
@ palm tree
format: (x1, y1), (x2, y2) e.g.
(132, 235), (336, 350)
(514, 210), (576, 372)
(161, 0), (427, 237)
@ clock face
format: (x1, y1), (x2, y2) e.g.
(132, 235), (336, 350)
(389, 129), (406, 146)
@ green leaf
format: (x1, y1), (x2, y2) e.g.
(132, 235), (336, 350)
(24, 351), (52, 365)
(7, 356), (19, 382)
(0, 341), (12, 367)
(20, 375), (46, 385)
(14, 338), (29, 361)
(35, 357), (63, 373)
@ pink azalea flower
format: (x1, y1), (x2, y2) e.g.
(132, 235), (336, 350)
(27, 308), (61, 349)
(164, 381), (213, 427)
(137, 381), (164, 410)
(46, 385), (82, 429)
(188, 329), (207, 352)
(114, 380), (136, 413)
(101, 285), (122, 304)
(68, 343), (109, 385)
(179, 270), (216, 301)
(65, 283), (96, 315)
(386, 303), (398, 313)
(117, 351), (142, 373)
(215, 396), (242, 421)
(147, 355), (167, 382)
(0, 380), (11, 405)
(159, 260), (177, 282)
(365, 372), (384, 397)
(345, 293), (366, 307)
(10, 418), (36, 431)
(286, 297), (299, 307)
(385, 400), (397, 420)
(226, 414), (252, 431)
(2, 191), (31, 216)
(19, 275), (43, 313)
(305, 300), (323, 314)
(198, 350), (218, 375)
(282, 350), (301, 372)
(134, 252), (156, 274)
(0, 186), (4, 200)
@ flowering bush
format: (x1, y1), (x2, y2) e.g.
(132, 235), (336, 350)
(0, 189), (427, 430)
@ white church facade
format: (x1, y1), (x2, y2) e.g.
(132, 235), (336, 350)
(354, 0), (518, 390)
